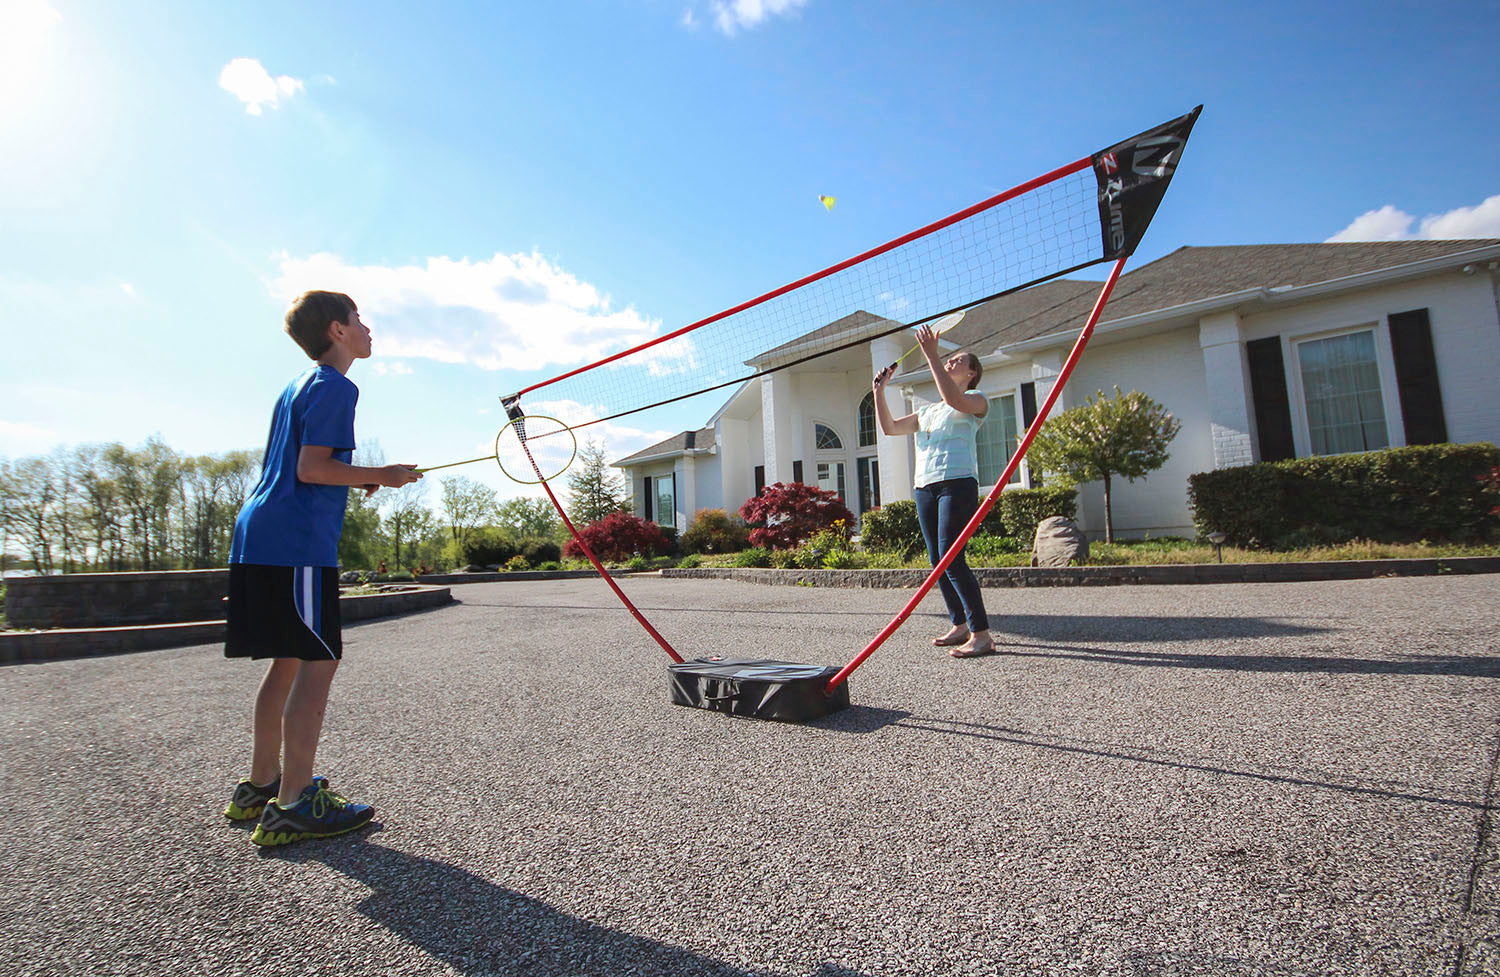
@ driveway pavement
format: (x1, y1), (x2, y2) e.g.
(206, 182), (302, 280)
(2, 574), (1497, 976)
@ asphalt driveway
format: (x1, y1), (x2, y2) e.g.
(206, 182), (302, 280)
(2, 574), (1497, 976)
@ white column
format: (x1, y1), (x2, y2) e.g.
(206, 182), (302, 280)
(717, 418), (750, 514)
(870, 336), (914, 503)
(674, 456), (695, 533)
(761, 373), (794, 485)
(1198, 311), (1256, 469)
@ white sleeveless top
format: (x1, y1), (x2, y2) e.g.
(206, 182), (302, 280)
(912, 389), (985, 488)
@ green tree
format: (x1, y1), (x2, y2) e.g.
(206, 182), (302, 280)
(439, 476), (497, 553)
(1026, 387), (1182, 543)
(494, 496), (559, 539)
(566, 439), (628, 527)
(381, 478), (431, 571)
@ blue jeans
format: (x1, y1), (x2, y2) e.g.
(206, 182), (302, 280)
(914, 478), (990, 634)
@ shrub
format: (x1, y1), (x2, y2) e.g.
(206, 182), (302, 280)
(563, 511), (671, 562)
(505, 554), (530, 572)
(965, 533), (1023, 563)
(739, 481), (854, 549)
(861, 499), (921, 556)
(676, 553), (703, 569)
(520, 538), (561, 566)
(461, 527), (519, 567)
(769, 547), (798, 569)
(731, 547), (772, 568)
(535, 561), (561, 572)
(623, 554), (651, 572)
(1188, 442), (1500, 548)
(681, 508), (752, 554)
(998, 485), (1080, 545)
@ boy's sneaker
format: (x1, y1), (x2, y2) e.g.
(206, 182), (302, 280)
(224, 775), (328, 821)
(250, 783), (374, 847)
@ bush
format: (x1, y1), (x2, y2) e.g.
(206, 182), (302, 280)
(563, 511), (671, 562)
(535, 561), (561, 571)
(739, 482), (854, 550)
(1188, 442), (1500, 548)
(965, 533), (1023, 563)
(461, 527), (519, 567)
(998, 485), (1080, 545)
(676, 553), (703, 569)
(860, 499), (921, 556)
(731, 547), (772, 568)
(681, 508), (752, 554)
(623, 554), (651, 572)
(505, 554), (530, 572)
(520, 538), (561, 566)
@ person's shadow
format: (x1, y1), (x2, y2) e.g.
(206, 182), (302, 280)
(276, 839), (872, 977)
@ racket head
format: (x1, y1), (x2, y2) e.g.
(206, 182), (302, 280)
(929, 309), (966, 336)
(493, 414), (578, 484)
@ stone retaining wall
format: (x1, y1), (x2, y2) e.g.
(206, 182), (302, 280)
(0, 586), (453, 665)
(661, 556), (1500, 588)
(5, 570), (229, 629)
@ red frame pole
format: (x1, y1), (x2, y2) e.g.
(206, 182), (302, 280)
(521, 440), (685, 664)
(825, 256), (1130, 694)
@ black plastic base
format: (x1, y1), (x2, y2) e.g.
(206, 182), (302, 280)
(668, 658), (850, 722)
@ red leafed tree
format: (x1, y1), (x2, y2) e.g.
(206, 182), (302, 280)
(738, 481), (853, 550)
(1482, 466), (1500, 515)
(564, 511), (670, 561)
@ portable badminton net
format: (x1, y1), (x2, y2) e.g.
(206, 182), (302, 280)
(504, 106), (1202, 720)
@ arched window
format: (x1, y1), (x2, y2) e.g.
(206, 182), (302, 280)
(814, 423), (843, 451)
(857, 393), (876, 448)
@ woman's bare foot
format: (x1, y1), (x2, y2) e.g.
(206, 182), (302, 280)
(932, 625), (969, 647)
(951, 630), (996, 658)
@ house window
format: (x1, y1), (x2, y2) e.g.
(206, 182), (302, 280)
(816, 461), (846, 502)
(642, 476), (653, 522)
(976, 394), (1021, 486)
(857, 393), (876, 447)
(754, 465), (765, 496)
(815, 423), (843, 451)
(1296, 330), (1389, 455)
(654, 474), (676, 528)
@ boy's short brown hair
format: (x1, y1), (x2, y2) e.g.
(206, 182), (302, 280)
(284, 291), (357, 359)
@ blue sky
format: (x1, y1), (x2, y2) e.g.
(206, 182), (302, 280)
(2, 0), (1497, 504)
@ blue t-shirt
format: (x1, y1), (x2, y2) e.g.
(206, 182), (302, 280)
(230, 366), (358, 567)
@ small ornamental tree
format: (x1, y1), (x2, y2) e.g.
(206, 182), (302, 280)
(738, 481), (854, 550)
(1027, 387), (1182, 543)
(563, 511), (670, 562)
(1483, 466), (1500, 516)
(680, 508), (751, 554)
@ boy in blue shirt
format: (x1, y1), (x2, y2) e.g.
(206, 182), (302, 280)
(222, 290), (421, 846)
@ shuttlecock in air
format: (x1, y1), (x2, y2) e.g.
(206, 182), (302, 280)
(819, 195), (836, 211)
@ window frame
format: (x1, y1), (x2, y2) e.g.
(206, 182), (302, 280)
(1285, 322), (1402, 458)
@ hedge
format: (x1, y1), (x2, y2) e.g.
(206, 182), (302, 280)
(1187, 442), (1500, 548)
(997, 485), (1079, 545)
(860, 496), (1009, 556)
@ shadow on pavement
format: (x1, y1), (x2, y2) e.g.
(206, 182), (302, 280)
(891, 716), (1485, 811)
(274, 840), (871, 977)
(1001, 639), (1500, 677)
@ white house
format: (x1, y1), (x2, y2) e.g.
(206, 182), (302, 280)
(614, 240), (1500, 540)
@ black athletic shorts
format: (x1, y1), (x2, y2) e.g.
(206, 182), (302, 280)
(225, 564), (342, 661)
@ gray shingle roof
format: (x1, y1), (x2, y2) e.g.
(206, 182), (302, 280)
(614, 427), (716, 467)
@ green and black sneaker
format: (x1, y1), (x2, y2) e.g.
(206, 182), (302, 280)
(250, 783), (374, 847)
(224, 775), (328, 821)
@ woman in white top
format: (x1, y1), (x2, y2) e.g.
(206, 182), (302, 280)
(873, 323), (995, 657)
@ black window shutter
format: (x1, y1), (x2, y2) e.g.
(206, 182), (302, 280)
(642, 477), (652, 522)
(1020, 382), (1038, 430)
(792, 460), (803, 483)
(754, 465), (765, 496)
(1246, 337), (1295, 462)
(1388, 308), (1448, 445)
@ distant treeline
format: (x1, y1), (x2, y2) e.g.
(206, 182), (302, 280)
(0, 438), (260, 574)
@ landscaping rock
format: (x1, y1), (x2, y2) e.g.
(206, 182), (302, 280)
(1032, 515), (1089, 567)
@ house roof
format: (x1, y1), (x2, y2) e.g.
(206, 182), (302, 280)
(746, 309), (905, 366)
(935, 239), (1500, 358)
(613, 427), (716, 467)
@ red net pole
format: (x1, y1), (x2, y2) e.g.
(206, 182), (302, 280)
(519, 436), (685, 664)
(824, 256), (1130, 694)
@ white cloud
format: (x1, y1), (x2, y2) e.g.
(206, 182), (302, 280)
(218, 58), (304, 116)
(1325, 194), (1500, 242)
(119, 282), (137, 299)
(371, 361), (413, 377)
(681, 8), (697, 28)
(0, 0), (61, 96)
(707, 0), (808, 35)
(0, 419), (58, 456)
(271, 250), (688, 375)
